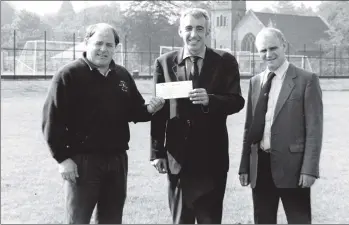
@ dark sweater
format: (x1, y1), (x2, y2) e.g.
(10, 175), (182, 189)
(42, 57), (151, 163)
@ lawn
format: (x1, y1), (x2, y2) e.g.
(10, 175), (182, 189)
(1, 79), (349, 224)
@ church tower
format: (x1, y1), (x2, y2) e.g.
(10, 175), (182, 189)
(210, 0), (246, 51)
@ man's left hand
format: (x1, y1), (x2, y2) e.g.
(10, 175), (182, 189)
(147, 97), (165, 114)
(299, 174), (317, 188)
(189, 88), (209, 106)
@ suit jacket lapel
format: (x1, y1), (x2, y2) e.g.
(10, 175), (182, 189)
(273, 64), (296, 122)
(199, 47), (217, 88)
(171, 48), (186, 81)
(252, 74), (263, 116)
(169, 48), (185, 119)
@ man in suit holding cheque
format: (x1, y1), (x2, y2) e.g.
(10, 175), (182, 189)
(149, 7), (245, 224)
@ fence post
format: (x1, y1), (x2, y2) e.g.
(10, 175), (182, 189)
(172, 36), (174, 50)
(13, 30), (16, 78)
(124, 35), (127, 69)
(319, 44), (322, 77)
(339, 48), (342, 76)
(73, 33), (76, 60)
(252, 44), (255, 76)
(346, 47), (349, 77)
(333, 45), (336, 77)
(44, 31), (47, 78)
(287, 42), (290, 61)
(140, 52), (143, 73)
(149, 36), (152, 77)
(233, 40), (236, 56)
(302, 44), (306, 69)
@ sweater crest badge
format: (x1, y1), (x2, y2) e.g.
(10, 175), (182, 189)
(119, 81), (128, 92)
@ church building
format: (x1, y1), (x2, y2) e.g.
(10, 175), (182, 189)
(210, 1), (330, 56)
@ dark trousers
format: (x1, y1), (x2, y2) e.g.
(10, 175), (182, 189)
(252, 149), (311, 224)
(167, 172), (227, 224)
(64, 152), (128, 224)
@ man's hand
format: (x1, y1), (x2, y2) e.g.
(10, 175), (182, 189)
(239, 173), (250, 186)
(147, 97), (165, 114)
(59, 158), (79, 183)
(189, 88), (209, 106)
(299, 174), (316, 188)
(151, 158), (168, 174)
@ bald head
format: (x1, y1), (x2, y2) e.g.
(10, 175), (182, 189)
(255, 27), (286, 48)
(85, 23), (120, 46)
(255, 27), (287, 71)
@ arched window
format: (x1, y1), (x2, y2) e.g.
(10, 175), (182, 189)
(241, 33), (257, 53)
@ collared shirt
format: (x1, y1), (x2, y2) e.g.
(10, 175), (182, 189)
(260, 60), (290, 151)
(81, 52), (114, 77)
(181, 46), (206, 79)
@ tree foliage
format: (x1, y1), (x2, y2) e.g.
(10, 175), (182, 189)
(1, 1), (15, 26)
(317, 1), (349, 47)
(261, 1), (316, 16)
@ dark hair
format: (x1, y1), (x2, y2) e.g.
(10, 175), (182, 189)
(85, 23), (120, 46)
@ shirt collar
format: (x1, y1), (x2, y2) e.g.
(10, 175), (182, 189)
(81, 52), (117, 71)
(266, 59), (289, 80)
(181, 46), (206, 64)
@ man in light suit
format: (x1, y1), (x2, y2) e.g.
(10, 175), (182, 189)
(150, 8), (245, 224)
(238, 27), (323, 224)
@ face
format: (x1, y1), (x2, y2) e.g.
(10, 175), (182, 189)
(255, 32), (286, 72)
(85, 28), (116, 69)
(178, 15), (209, 55)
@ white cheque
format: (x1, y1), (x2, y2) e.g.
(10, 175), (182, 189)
(156, 81), (193, 99)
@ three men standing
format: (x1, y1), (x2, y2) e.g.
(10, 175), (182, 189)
(42, 8), (323, 225)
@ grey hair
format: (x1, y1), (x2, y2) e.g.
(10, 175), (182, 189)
(255, 27), (287, 45)
(179, 8), (211, 33)
(85, 23), (120, 46)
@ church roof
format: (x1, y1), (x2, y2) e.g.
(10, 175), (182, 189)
(253, 11), (330, 52)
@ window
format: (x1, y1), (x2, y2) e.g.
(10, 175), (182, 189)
(241, 33), (257, 53)
(217, 15), (227, 27)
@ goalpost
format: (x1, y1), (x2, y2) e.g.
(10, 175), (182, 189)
(16, 40), (124, 75)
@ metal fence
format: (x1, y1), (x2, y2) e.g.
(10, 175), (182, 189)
(1, 31), (349, 79)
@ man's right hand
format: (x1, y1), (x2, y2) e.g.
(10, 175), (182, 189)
(239, 173), (250, 186)
(150, 158), (168, 174)
(59, 158), (79, 183)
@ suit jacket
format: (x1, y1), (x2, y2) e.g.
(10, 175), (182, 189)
(151, 47), (245, 176)
(239, 63), (323, 188)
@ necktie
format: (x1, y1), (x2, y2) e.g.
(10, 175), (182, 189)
(177, 56), (200, 118)
(189, 56), (199, 88)
(248, 72), (276, 144)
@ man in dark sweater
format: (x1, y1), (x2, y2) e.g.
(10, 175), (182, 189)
(42, 23), (164, 224)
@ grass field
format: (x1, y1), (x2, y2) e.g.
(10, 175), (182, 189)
(1, 79), (349, 224)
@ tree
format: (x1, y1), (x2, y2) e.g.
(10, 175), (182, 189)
(57, 1), (75, 19)
(317, 1), (349, 46)
(259, 7), (274, 13)
(269, 1), (315, 16)
(1, 1), (15, 26)
(10, 10), (50, 47)
(122, 1), (182, 52)
(296, 3), (316, 16)
(271, 1), (298, 15)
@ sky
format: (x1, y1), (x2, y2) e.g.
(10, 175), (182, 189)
(7, 1), (323, 16)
